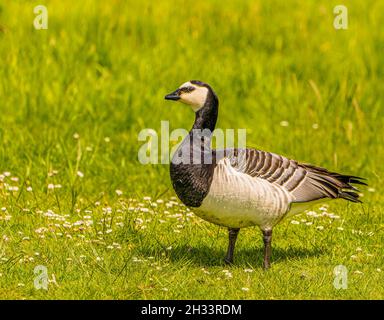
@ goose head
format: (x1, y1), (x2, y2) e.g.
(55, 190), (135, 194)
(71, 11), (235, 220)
(165, 80), (218, 112)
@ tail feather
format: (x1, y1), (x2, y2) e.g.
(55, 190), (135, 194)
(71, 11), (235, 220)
(300, 164), (366, 203)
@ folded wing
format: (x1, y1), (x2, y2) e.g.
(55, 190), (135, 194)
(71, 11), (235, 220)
(221, 148), (366, 204)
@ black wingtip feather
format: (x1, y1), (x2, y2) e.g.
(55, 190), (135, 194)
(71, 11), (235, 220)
(348, 178), (368, 186)
(302, 163), (366, 203)
(337, 175), (366, 203)
(339, 190), (362, 203)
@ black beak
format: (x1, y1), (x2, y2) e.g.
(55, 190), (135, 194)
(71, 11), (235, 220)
(165, 89), (180, 101)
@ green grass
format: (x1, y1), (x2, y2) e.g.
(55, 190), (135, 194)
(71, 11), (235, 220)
(0, 0), (383, 299)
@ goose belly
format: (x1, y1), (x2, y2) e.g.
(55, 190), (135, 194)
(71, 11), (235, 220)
(195, 164), (293, 229)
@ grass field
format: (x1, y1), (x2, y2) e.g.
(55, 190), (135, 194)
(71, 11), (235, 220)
(0, 0), (383, 299)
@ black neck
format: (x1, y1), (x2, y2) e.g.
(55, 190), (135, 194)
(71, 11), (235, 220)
(169, 91), (219, 207)
(192, 94), (219, 133)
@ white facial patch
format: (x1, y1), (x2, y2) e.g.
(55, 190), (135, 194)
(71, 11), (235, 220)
(178, 81), (209, 112)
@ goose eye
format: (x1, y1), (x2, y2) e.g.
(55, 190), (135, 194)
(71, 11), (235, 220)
(181, 86), (195, 93)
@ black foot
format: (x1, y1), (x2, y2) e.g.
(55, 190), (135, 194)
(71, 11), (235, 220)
(262, 261), (271, 270)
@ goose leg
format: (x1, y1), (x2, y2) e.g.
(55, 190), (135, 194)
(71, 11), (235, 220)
(262, 229), (273, 269)
(224, 228), (240, 264)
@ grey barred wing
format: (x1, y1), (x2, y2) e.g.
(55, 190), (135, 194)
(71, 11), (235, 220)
(222, 148), (366, 203)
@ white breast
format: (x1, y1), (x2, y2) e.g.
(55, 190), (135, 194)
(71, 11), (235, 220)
(195, 158), (294, 229)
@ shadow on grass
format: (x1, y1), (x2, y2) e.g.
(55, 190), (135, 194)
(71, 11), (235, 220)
(139, 244), (328, 268)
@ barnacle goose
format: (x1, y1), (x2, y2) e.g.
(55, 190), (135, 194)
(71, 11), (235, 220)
(165, 80), (366, 269)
